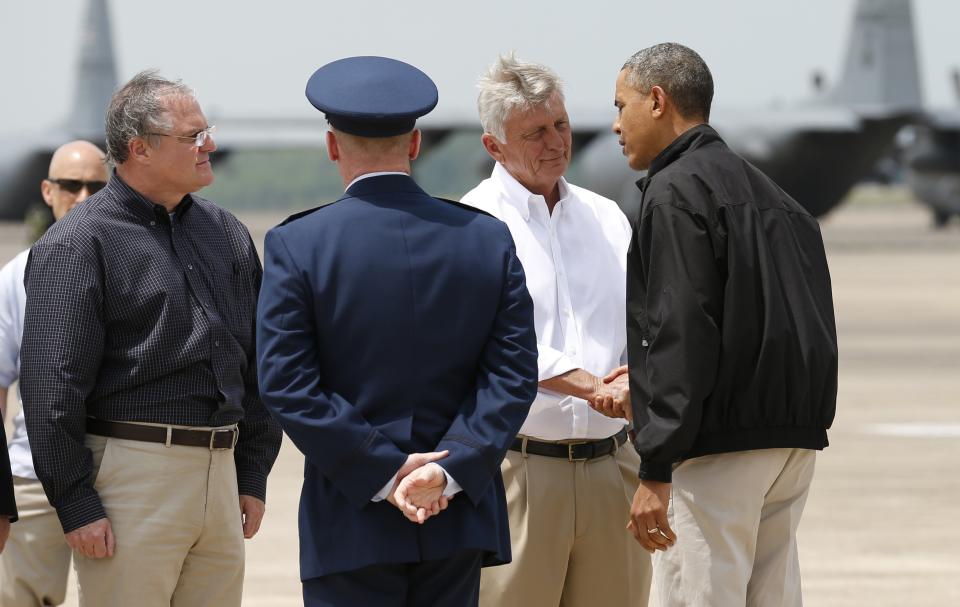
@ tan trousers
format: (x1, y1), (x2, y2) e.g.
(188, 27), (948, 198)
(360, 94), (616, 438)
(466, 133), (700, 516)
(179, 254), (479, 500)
(75, 430), (245, 607)
(0, 478), (71, 606)
(655, 448), (816, 607)
(480, 440), (652, 607)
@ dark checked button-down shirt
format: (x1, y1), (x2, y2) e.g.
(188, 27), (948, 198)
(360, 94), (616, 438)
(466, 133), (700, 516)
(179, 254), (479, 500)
(20, 175), (282, 533)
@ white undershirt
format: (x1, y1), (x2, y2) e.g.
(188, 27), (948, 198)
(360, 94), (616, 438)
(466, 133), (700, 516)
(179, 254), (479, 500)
(346, 171), (408, 190)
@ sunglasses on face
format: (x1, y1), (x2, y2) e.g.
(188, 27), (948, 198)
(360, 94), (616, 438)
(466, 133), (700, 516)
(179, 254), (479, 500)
(47, 178), (108, 195)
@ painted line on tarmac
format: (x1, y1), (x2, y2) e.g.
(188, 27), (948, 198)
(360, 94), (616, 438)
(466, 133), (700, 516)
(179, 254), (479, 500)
(861, 423), (960, 438)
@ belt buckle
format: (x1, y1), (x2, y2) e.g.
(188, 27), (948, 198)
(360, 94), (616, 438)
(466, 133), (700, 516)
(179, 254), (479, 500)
(209, 428), (238, 450)
(567, 441), (589, 462)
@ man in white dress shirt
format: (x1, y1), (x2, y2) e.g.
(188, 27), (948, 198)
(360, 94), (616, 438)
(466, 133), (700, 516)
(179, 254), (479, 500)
(462, 54), (652, 607)
(0, 140), (108, 606)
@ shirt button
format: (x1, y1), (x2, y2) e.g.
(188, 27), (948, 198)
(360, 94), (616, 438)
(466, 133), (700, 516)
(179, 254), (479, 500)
(187, 264), (193, 271)
(214, 340), (220, 347)
(150, 220), (156, 226)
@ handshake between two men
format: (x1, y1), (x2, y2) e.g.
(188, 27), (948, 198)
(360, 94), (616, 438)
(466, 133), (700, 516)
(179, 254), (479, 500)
(589, 365), (632, 421)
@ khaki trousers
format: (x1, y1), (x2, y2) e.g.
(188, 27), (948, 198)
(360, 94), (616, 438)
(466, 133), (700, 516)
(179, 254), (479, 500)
(75, 430), (245, 607)
(655, 448), (816, 607)
(480, 441), (652, 607)
(0, 478), (71, 606)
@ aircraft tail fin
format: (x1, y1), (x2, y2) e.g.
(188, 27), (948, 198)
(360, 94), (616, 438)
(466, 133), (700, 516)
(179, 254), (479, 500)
(68, 0), (118, 139)
(830, 0), (922, 115)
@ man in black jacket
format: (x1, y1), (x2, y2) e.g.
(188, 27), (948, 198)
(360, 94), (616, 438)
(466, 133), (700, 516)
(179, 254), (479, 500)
(613, 43), (837, 607)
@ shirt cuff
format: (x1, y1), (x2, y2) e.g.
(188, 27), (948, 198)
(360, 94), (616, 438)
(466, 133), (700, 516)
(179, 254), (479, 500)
(371, 472), (398, 502)
(236, 469), (269, 503)
(55, 491), (107, 534)
(438, 465), (461, 498)
(638, 459), (674, 483)
(538, 345), (579, 382)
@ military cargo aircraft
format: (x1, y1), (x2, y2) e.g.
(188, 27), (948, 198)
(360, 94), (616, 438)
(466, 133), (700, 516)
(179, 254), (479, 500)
(0, 0), (324, 220)
(0, 0), (929, 220)
(564, 0), (923, 218)
(903, 70), (960, 227)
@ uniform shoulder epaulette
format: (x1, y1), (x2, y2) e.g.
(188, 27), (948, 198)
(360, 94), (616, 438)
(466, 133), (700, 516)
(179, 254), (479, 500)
(279, 198), (346, 227)
(435, 197), (496, 219)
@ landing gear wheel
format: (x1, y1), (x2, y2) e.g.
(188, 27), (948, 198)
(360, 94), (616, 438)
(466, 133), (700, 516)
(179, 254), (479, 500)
(933, 210), (951, 229)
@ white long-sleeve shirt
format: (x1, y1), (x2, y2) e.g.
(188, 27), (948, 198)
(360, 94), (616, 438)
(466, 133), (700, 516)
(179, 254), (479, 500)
(462, 163), (632, 440)
(0, 249), (35, 479)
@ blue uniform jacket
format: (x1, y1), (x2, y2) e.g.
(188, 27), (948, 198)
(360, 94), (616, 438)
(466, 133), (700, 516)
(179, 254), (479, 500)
(256, 174), (538, 580)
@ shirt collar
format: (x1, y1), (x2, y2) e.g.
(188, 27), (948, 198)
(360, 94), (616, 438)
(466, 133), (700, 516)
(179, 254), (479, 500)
(109, 171), (194, 224)
(491, 162), (570, 221)
(346, 171), (409, 191)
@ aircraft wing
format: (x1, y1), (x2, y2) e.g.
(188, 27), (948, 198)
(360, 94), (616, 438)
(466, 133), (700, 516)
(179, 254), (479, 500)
(209, 116), (327, 149)
(922, 109), (960, 131)
(711, 105), (863, 133)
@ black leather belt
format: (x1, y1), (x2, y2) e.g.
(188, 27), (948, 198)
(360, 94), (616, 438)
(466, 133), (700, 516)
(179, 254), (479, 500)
(509, 428), (629, 461)
(86, 418), (238, 450)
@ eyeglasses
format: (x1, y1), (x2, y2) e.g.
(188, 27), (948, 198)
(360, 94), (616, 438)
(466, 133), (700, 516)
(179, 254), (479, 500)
(146, 125), (216, 148)
(46, 178), (108, 195)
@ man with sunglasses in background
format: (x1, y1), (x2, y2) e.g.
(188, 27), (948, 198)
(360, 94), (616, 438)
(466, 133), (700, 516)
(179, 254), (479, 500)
(19, 71), (281, 606)
(0, 140), (106, 607)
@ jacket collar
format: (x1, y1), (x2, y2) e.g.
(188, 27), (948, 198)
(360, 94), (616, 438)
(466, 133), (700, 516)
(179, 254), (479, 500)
(636, 123), (722, 192)
(342, 172), (428, 200)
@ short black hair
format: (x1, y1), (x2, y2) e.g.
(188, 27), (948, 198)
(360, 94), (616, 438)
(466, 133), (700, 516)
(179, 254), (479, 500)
(622, 43), (714, 122)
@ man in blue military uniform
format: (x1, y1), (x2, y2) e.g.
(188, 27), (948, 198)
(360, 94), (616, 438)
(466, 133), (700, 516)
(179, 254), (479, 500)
(256, 56), (539, 607)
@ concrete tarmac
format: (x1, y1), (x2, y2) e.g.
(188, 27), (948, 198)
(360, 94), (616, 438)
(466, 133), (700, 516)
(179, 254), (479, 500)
(2, 187), (959, 606)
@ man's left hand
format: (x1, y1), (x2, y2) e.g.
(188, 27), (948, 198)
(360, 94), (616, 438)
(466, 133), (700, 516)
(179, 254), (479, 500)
(239, 495), (265, 539)
(627, 480), (676, 553)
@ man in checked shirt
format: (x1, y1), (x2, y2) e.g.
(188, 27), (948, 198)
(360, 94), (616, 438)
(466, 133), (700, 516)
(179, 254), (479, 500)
(19, 70), (282, 606)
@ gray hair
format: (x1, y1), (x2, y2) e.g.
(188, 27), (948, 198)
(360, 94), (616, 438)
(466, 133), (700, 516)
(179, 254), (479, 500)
(622, 43), (714, 122)
(105, 70), (196, 164)
(477, 53), (564, 141)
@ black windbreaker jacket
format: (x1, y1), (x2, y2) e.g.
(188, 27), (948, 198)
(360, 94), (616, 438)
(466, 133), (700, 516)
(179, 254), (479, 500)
(627, 124), (837, 482)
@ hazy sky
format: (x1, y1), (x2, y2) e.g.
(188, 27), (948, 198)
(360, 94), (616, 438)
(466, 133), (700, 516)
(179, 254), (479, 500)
(0, 0), (956, 135)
